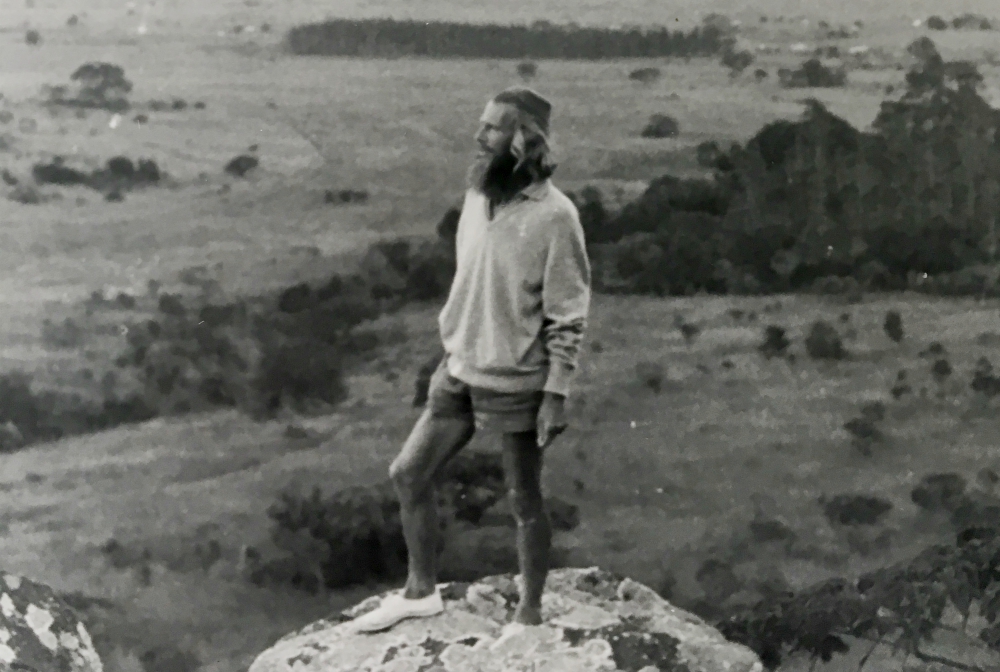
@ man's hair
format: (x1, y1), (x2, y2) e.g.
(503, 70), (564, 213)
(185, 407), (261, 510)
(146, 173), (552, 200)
(517, 124), (558, 182)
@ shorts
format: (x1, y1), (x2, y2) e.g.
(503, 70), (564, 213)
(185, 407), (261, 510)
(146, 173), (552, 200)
(426, 355), (544, 434)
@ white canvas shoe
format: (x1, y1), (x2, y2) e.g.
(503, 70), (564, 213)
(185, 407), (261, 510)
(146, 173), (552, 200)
(351, 589), (444, 633)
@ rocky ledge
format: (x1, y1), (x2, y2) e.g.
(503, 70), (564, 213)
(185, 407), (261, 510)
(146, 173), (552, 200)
(248, 567), (763, 672)
(0, 571), (104, 671)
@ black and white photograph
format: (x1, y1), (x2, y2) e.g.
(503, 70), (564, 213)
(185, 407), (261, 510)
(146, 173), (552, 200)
(3, 1), (1000, 670)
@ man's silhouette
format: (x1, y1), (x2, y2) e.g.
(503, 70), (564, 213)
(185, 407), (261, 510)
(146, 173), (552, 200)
(352, 87), (591, 632)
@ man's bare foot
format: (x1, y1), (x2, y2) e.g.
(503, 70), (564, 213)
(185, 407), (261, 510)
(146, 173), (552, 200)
(512, 602), (543, 626)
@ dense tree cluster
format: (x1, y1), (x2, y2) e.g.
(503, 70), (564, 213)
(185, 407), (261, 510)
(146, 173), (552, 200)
(577, 40), (1000, 296)
(285, 18), (730, 59)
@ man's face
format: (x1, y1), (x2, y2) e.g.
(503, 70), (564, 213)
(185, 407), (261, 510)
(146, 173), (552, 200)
(475, 101), (517, 158)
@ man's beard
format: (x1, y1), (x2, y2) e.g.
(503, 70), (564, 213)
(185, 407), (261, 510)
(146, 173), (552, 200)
(466, 147), (533, 204)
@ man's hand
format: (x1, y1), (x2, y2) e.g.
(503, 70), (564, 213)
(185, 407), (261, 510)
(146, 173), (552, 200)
(537, 392), (568, 449)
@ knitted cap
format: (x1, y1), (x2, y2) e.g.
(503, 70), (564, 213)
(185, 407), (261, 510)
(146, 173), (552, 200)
(492, 86), (552, 136)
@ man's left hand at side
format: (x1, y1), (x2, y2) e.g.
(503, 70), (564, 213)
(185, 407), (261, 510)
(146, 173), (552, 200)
(537, 392), (568, 448)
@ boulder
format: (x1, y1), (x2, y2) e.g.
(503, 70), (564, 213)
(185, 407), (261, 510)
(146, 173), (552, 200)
(248, 567), (763, 672)
(0, 571), (104, 671)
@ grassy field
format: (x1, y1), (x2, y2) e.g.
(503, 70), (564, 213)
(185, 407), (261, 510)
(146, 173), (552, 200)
(4, 1), (1000, 670)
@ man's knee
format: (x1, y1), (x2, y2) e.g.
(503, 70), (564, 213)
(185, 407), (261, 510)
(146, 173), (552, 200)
(508, 487), (546, 525)
(389, 456), (427, 497)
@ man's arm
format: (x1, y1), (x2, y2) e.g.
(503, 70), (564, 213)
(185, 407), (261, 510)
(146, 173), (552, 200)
(541, 208), (592, 399)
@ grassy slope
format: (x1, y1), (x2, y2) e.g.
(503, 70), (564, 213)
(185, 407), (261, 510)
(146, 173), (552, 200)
(2, 1), (1000, 670)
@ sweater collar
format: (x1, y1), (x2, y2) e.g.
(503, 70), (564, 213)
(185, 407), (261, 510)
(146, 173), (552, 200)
(518, 178), (551, 202)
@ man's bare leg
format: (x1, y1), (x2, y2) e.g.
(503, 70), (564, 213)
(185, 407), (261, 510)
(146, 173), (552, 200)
(501, 430), (550, 625)
(389, 409), (475, 599)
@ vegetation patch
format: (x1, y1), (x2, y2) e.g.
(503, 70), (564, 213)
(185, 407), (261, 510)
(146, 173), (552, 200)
(284, 17), (732, 59)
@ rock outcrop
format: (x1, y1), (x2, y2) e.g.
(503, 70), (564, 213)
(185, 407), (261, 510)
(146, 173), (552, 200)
(248, 567), (763, 672)
(0, 571), (104, 671)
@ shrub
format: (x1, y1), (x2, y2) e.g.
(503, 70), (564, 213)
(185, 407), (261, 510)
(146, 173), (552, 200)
(8, 185), (46, 205)
(47, 62), (132, 112)
(600, 215), (727, 296)
(641, 114), (680, 138)
(722, 47), (754, 74)
(883, 310), (903, 343)
(253, 338), (348, 415)
(843, 415), (880, 448)
(516, 61), (538, 79)
(324, 188), (369, 204)
(804, 320), (845, 360)
(41, 317), (85, 349)
(911, 473), (966, 512)
(820, 494), (893, 525)
(971, 357), (1000, 397)
(32, 156), (161, 194)
(262, 450), (509, 591)
(635, 361), (665, 393)
(952, 13), (991, 30)
(779, 59), (846, 88)
(628, 67), (661, 83)
(574, 186), (608, 248)
(32, 161), (87, 186)
(25, 30), (40, 45)
(224, 154), (258, 178)
(926, 15), (948, 30)
(758, 325), (790, 358)
(107, 156), (134, 178)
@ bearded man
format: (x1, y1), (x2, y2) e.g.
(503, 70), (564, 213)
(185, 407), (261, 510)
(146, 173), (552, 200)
(351, 87), (591, 633)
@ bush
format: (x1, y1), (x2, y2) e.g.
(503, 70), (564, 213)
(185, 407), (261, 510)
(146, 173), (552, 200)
(641, 114), (680, 138)
(224, 154), (258, 178)
(600, 219), (726, 296)
(926, 15), (948, 30)
(8, 185), (46, 205)
(516, 61), (537, 79)
(779, 59), (847, 88)
(820, 494), (893, 526)
(262, 450), (510, 591)
(32, 161), (87, 186)
(722, 47), (754, 74)
(32, 156), (162, 194)
(911, 473), (966, 512)
(25, 30), (40, 45)
(758, 325), (790, 358)
(804, 320), (845, 360)
(47, 62), (132, 112)
(952, 13), (991, 30)
(324, 188), (369, 204)
(41, 317), (85, 349)
(629, 67), (661, 83)
(883, 310), (903, 343)
(635, 361), (665, 393)
(572, 186), (608, 248)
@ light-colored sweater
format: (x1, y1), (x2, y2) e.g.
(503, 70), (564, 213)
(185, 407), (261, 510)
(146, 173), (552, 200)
(438, 179), (591, 398)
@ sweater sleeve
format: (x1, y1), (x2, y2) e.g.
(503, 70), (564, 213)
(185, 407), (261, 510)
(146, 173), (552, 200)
(541, 206), (592, 398)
